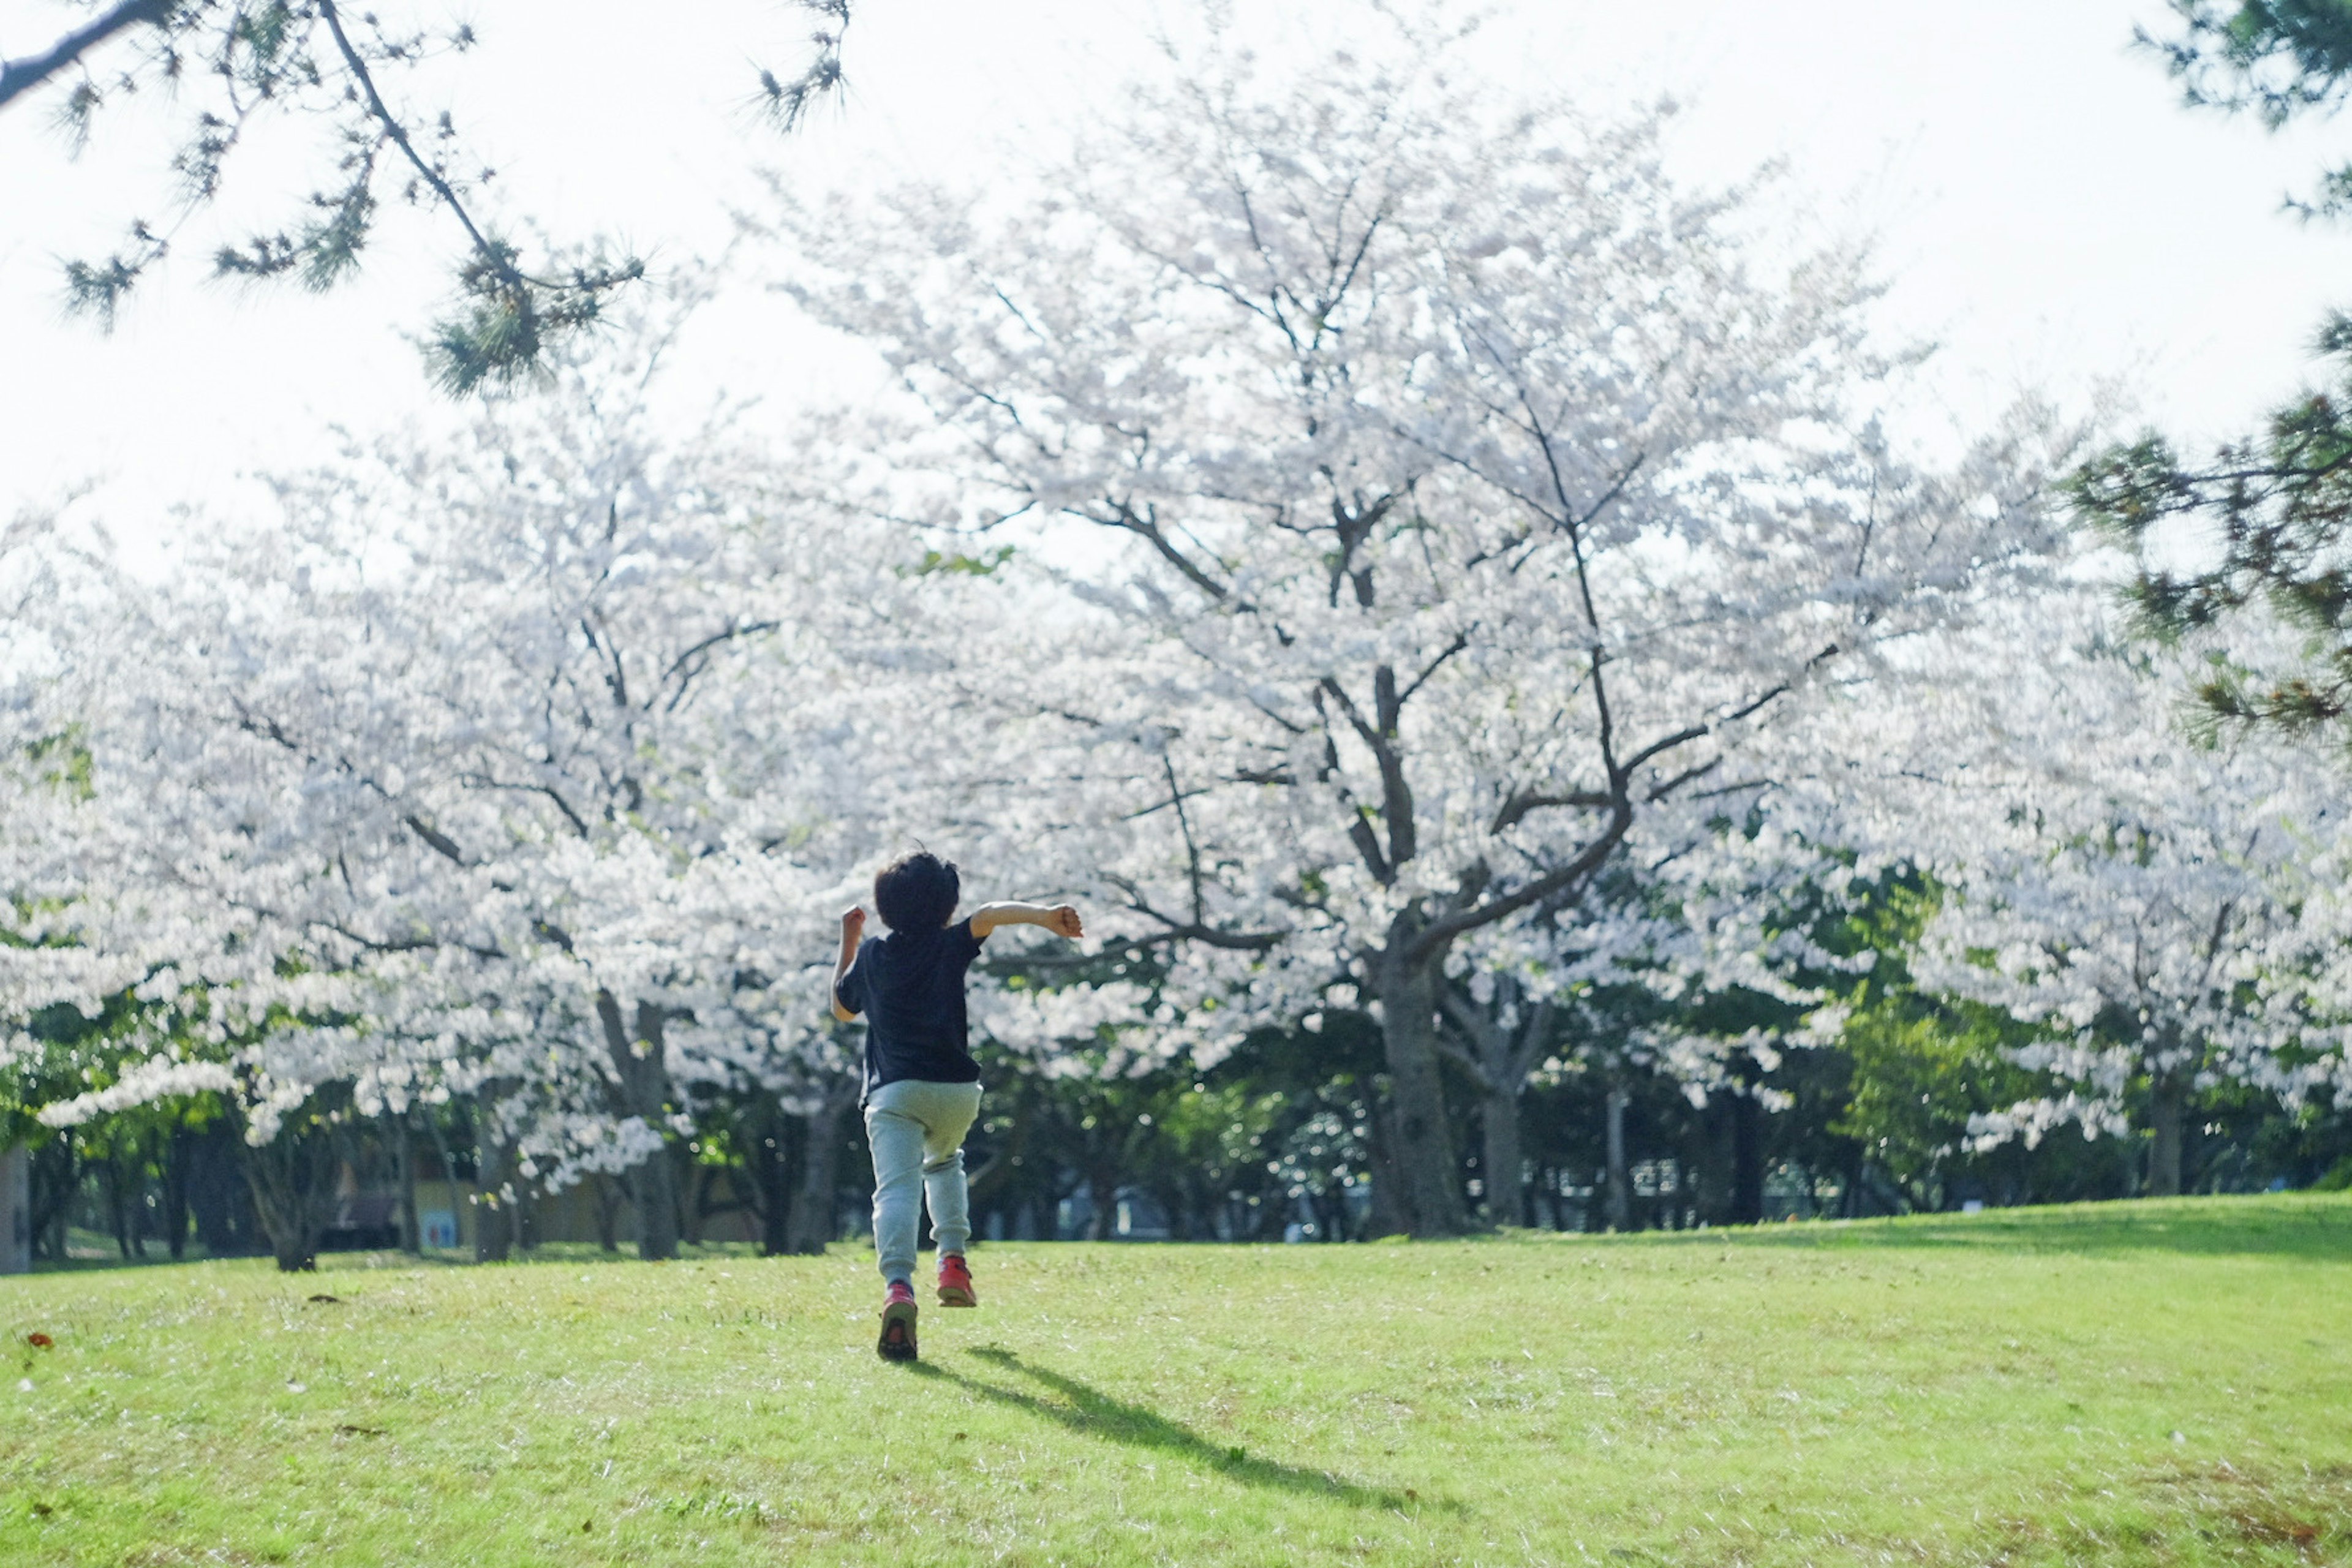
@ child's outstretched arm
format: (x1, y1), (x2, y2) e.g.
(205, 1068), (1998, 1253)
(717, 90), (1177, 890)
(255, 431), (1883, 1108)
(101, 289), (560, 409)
(831, 906), (865, 1022)
(969, 901), (1084, 941)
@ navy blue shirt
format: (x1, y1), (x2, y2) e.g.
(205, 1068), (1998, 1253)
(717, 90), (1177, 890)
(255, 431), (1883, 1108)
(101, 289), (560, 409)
(834, 918), (987, 1099)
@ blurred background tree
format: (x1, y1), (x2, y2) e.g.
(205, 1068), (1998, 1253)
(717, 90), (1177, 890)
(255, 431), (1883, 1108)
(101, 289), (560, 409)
(2082, 2), (2352, 739)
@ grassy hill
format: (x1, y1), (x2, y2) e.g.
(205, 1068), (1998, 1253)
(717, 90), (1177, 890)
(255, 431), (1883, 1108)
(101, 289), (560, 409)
(3, 1194), (2348, 1566)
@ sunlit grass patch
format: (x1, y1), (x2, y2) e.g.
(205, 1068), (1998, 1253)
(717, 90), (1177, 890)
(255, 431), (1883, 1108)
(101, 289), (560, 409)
(2, 1194), (2348, 1566)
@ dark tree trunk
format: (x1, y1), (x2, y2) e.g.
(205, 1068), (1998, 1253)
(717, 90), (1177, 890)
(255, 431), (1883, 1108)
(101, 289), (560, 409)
(746, 1098), (797, 1258)
(160, 1125), (191, 1261)
(784, 1091), (853, 1256)
(1363, 1090), (1408, 1238)
(29, 1134), (75, 1262)
(964, 1087), (1029, 1229)
(592, 1173), (624, 1254)
(391, 1116), (420, 1254)
(99, 1146), (138, 1259)
(1695, 1099), (1736, 1226)
(186, 1123), (255, 1257)
(597, 991), (681, 1261)
(1603, 1087), (1632, 1232)
(1481, 1087), (1527, 1227)
(2148, 1071), (2187, 1197)
(1085, 1171), (1117, 1239)
(682, 1164), (715, 1247)
(474, 1131), (517, 1264)
(237, 1118), (342, 1273)
(1373, 930), (1469, 1237)
(467, 1085), (521, 1264)
(1730, 1090), (1765, 1224)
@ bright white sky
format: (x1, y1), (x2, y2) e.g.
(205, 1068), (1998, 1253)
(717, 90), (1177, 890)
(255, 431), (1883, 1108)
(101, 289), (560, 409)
(4, 0), (2349, 569)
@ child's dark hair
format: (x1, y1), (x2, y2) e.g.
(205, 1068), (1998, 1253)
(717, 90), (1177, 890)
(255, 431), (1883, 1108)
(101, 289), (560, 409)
(873, 851), (960, 932)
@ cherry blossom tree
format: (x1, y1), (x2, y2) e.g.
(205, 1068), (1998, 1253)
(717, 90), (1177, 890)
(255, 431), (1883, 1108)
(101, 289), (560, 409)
(0, 282), (1000, 1264)
(771, 17), (2070, 1233)
(1910, 598), (2352, 1194)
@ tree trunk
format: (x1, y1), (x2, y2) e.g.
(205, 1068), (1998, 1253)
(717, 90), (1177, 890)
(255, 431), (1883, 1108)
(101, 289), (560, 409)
(683, 1164), (713, 1247)
(592, 1174), (624, 1254)
(133, 1137), (153, 1257)
(186, 1123), (256, 1257)
(392, 1116), (420, 1254)
(1731, 1090), (1765, 1224)
(1374, 934), (1469, 1237)
(102, 1148), (137, 1259)
(637, 1008), (682, 1261)
(597, 991), (680, 1261)
(783, 1092), (851, 1256)
(237, 1118), (341, 1273)
(2147, 1072), (2187, 1197)
(1481, 1086), (1527, 1227)
(1695, 1099), (1736, 1226)
(1363, 1090), (1408, 1238)
(1603, 1086), (1632, 1232)
(160, 1125), (191, 1261)
(1085, 1170), (1117, 1239)
(473, 1132), (516, 1264)
(747, 1098), (797, 1258)
(29, 1134), (75, 1262)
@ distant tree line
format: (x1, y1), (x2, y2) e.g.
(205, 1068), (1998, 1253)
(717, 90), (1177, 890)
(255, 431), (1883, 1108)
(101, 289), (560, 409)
(20, 875), (2350, 1268)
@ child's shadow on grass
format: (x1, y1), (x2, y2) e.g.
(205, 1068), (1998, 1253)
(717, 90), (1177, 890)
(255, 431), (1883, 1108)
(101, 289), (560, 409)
(907, 1345), (1446, 1514)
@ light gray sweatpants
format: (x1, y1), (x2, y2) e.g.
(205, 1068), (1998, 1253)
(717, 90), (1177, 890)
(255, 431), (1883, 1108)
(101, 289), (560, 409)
(864, 1079), (983, 1284)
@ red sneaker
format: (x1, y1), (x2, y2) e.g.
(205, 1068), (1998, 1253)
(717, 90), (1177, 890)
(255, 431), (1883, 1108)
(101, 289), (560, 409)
(878, 1280), (918, 1362)
(937, 1253), (977, 1308)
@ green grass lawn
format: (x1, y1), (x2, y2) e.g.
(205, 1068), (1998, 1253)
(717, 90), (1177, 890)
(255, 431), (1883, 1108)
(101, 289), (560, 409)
(2, 1195), (2348, 1567)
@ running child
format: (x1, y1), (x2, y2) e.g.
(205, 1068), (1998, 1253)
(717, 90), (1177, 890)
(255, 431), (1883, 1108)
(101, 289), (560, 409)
(831, 850), (1083, 1362)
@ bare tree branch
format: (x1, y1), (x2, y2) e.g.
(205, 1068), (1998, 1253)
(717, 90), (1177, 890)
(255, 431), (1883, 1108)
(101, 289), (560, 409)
(1408, 802), (1633, 967)
(1490, 788), (1611, 834)
(1107, 875), (1286, 951)
(402, 815), (467, 867)
(0, 0), (167, 113)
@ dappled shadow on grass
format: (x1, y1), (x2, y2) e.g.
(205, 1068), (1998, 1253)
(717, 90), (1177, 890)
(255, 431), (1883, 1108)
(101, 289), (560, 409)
(906, 1344), (1441, 1513)
(1522, 1194), (2352, 1262)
